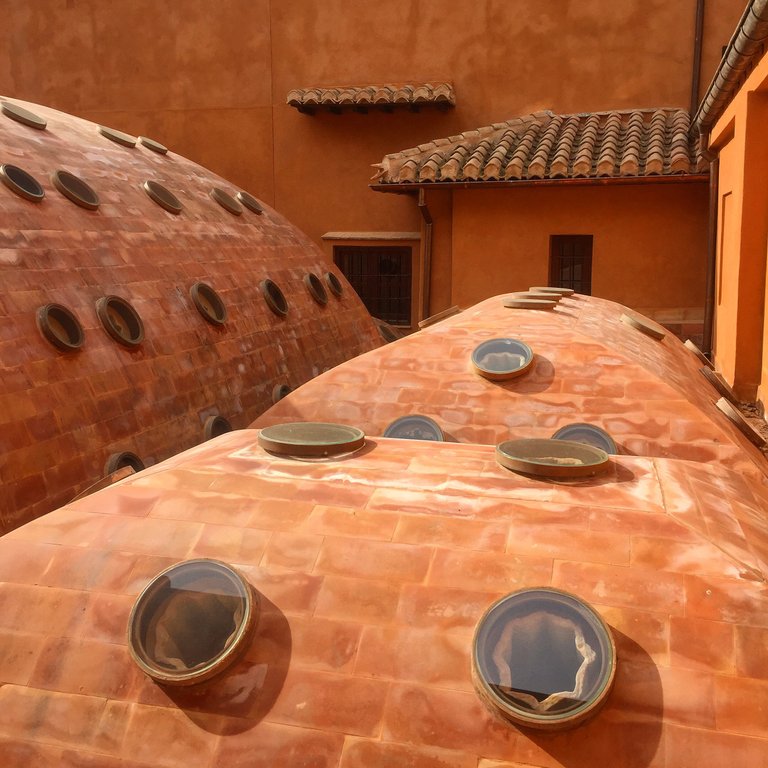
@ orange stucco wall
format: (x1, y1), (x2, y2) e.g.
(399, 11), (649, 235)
(708, 51), (768, 401)
(0, 0), (744, 249)
(449, 183), (709, 316)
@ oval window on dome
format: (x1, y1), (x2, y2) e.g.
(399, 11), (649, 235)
(304, 272), (328, 306)
(139, 136), (169, 154)
(51, 170), (100, 210)
(260, 279), (289, 317)
(473, 587), (616, 730)
(190, 282), (227, 325)
(384, 415), (444, 441)
(128, 559), (258, 686)
(36, 303), (84, 351)
(203, 415), (232, 440)
(0, 164), (45, 202)
(104, 451), (145, 475)
(496, 438), (610, 479)
(96, 295), (145, 347)
(99, 125), (137, 148)
(272, 384), (293, 403)
(325, 271), (343, 298)
(210, 187), (243, 216)
(236, 190), (263, 215)
(1, 100), (47, 130)
(143, 180), (182, 214)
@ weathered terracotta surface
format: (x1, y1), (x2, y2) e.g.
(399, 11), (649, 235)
(0, 99), (381, 532)
(255, 293), (768, 479)
(1, 430), (767, 766)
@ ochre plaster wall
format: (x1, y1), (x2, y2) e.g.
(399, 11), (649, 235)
(0, 0), (745, 248)
(708, 50), (768, 401)
(449, 183), (709, 315)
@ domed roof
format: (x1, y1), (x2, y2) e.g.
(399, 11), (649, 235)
(255, 293), (768, 478)
(0, 426), (766, 764)
(0, 98), (381, 531)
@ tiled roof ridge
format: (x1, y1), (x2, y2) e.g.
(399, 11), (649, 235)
(372, 107), (705, 184)
(287, 82), (455, 109)
(695, 0), (768, 133)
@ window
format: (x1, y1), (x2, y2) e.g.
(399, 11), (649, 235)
(334, 245), (412, 325)
(549, 235), (593, 295)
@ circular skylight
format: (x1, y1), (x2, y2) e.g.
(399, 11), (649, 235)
(210, 187), (243, 216)
(551, 424), (617, 454)
(236, 190), (263, 214)
(471, 338), (534, 381)
(496, 438), (610, 479)
(260, 278), (289, 317)
(139, 136), (168, 154)
(529, 286), (575, 296)
(36, 303), (84, 352)
(383, 415), (444, 441)
(51, 170), (100, 210)
(503, 297), (557, 310)
(128, 559), (258, 686)
(190, 282), (227, 325)
(99, 125), (137, 148)
(203, 415), (232, 440)
(104, 451), (145, 475)
(684, 339), (713, 368)
(258, 422), (365, 457)
(96, 295), (145, 347)
(620, 313), (666, 341)
(143, 180), (182, 214)
(325, 271), (343, 298)
(0, 164), (45, 202)
(304, 272), (328, 305)
(473, 587), (616, 730)
(1, 100), (47, 130)
(700, 367), (739, 405)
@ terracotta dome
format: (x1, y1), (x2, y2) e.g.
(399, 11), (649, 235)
(0, 426), (766, 765)
(255, 293), (768, 479)
(0, 97), (381, 532)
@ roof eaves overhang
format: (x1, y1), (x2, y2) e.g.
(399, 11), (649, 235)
(370, 174), (710, 194)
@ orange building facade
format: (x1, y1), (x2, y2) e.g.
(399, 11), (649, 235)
(0, 0), (747, 329)
(696, 0), (768, 403)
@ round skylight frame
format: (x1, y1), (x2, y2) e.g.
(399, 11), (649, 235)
(304, 272), (329, 306)
(471, 338), (534, 381)
(496, 438), (610, 479)
(260, 278), (289, 317)
(236, 190), (263, 215)
(190, 282), (227, 326)
(99, 125), (137, 148)
(1, 100), (47, 130)
(383, 415), (444, 441)
(96, 295), (145, 348)
(0, 163), (45, 202)
(203, 415), (232, 440)
(143, 180), (183, 215)
(127, 558), (258, 686)
(258, 422), (365, 457)
(472, 587), (616, 730)
(36, 303), (85, 352)
(551, 423), (618, 455)
(51, 169), (100, 211)
(210, 187), (243, 216)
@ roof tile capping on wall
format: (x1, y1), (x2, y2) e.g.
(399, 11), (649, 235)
(255, 293), (768, 479)
(0, 98), (381, 532)
(0, 429), (767, 765)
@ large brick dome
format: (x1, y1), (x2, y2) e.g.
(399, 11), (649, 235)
(0, 97), (381, 532)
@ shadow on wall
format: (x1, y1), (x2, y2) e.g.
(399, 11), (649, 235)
(524, 630), (663, 767)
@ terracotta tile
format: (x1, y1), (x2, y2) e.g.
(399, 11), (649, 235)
(248, 499), (315, 531)
(268, 668), (388, 736)
(735, 625), (768, 680)
(29, 636), (138, 700)
(0, 739), (64, 767)
(261, 531), (324, 571)
(237, 567), (322, 616)
(315, 575), (400, 624)
(356, 626), (472, 690)
(664, 724), (768, 767)
(669, 617), (735, 674)
(41, 546), (140, 592)
(593, 604), (670, 665)
(123, 703), (220, 768)
(302, 505), (398, 540)
(588, 508), (697, 541)
(213, 721), (344, 767)
(316, 537), (431, 582)
(340, 738), (477, 768)
(684, 574), (768, 627)
(0, 630), (47, 685)
(382, 683), (520, 760)
(631, 536), (743, 578)
(429, 549), (552, 592)
(609, 661), (715, 728)
(189, 524), (271, 563)
(553, 561), (685, 615)
(397, 584), (500, 632)
(0, 685), (107, 750)
(0, 583), (89, 636)
(395, 515), (507, 551)
(714, 676), (768, 737)
(508, 524), (629, 565)
(287, 616), (362, 673)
